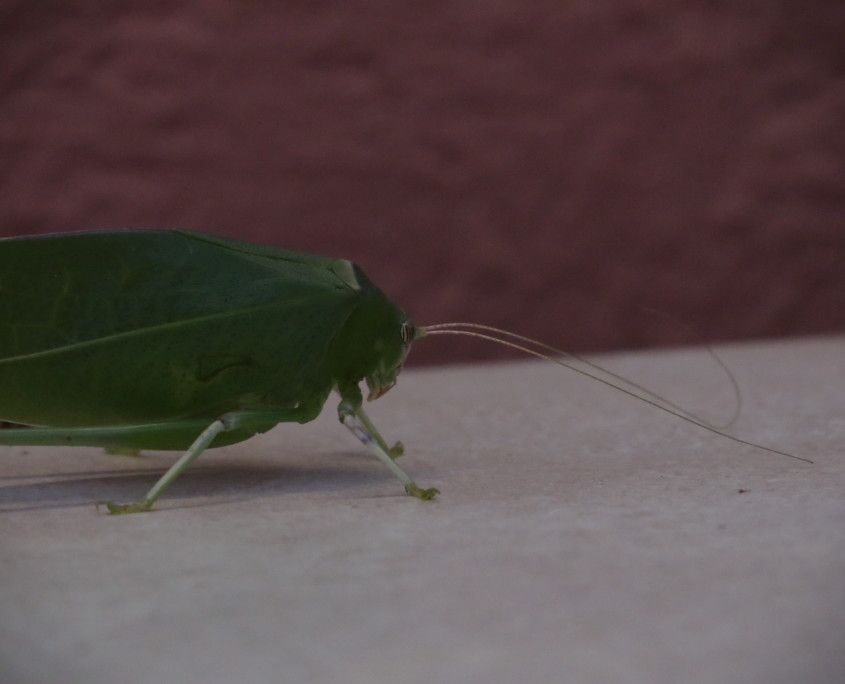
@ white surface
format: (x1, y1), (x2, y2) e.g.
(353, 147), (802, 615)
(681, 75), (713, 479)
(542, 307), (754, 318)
(1, 336), (844, 683)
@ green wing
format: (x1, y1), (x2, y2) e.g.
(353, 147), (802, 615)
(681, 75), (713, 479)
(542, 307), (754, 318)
(0, 230), (360, 359)
(0, 230), (362, 427)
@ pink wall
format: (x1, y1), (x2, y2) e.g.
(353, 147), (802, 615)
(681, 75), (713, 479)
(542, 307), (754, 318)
(2, 2), (843, 364)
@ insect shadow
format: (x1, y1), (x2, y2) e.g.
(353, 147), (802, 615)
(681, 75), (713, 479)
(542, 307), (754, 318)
(0, 453), (389, 513)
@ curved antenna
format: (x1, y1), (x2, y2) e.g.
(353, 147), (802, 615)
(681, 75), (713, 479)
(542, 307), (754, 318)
(419, 323), (811, 464)
(422, 322), (741, 428)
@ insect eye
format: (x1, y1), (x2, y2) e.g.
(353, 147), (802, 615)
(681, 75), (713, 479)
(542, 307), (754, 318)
(399, 321), (415, 345)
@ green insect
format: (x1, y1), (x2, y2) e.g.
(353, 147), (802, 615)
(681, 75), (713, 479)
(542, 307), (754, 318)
(0, 230), (809, 514)
(0, 230), (439, 513)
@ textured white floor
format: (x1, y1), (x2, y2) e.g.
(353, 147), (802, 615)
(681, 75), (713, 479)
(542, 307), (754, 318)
(1, 336), (843, 684)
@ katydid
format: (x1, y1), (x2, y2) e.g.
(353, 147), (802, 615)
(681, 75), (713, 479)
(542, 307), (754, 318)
(0, 230), (808, 514)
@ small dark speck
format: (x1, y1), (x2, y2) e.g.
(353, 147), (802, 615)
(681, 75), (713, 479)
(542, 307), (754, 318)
(737, 489), (749, 494)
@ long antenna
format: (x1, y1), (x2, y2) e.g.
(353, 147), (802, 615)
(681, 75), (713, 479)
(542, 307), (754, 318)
(424, 322), (743, 428)
(418, 323), (811, 464)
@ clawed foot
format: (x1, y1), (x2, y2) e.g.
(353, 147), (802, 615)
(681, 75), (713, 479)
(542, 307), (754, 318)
(405, 483), (440, 500)
(96, 500), (153, 515)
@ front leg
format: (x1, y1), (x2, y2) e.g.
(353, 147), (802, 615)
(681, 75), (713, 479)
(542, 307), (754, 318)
(337, 391), (438, 501)
(356, 405), (404, 459)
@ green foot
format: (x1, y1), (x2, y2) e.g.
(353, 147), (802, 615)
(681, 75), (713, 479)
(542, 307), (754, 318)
(388, 441), (405, 459)
(97, 500), (153, 515)
(405, 484), (440, 500)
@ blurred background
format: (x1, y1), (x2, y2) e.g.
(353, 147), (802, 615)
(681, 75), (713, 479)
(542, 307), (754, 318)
(1, 1), (843, 365)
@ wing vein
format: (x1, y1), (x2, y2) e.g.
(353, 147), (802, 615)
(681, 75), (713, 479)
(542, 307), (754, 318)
(0, 290), (354, 364)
